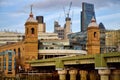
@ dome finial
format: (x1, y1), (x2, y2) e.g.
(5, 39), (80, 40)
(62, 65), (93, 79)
(91, 16), (96, 22)
(88, 16), (98, 27)
(30, 5), (33, 17)
(26, 4), (37, 23)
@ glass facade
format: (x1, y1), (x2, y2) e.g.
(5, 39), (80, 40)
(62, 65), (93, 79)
(0, 50), (16, 74)
(99, 23), (106, 53)
(68, 32), (87, 50)
(81, 2), (95, 32)
(8, 52), (12, 72)
(3, 57), (6, 70)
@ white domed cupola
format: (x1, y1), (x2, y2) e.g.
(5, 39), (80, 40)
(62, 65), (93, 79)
(88, 17), (98, 27)
(25, 5), (38, 23)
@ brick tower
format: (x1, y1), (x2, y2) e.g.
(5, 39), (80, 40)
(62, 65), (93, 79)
(24, 6), (38, 70)
(87, 17), (100, 54)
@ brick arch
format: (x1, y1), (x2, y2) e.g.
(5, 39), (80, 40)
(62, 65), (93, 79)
(31, 56), (36, 60)
(31, 28), (35, 34)
(25, 56), (29, 60)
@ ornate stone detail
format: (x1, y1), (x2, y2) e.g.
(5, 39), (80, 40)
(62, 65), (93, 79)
(69, 69), (78, 75)
(58, 70), (67, 75)
(98, 69), (111, 75)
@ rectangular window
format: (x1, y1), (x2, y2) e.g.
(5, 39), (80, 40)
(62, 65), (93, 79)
(8, 52), (12, 72)
(14, 58), (16, 69)
(8, 52), (12, 56)
(8, 61), (12, 72)
(3, 57), (6, 70)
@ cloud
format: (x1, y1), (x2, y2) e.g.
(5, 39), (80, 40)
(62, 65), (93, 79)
(0, 0), (22, 7)
(0, 23), (25, 33)
(97, 13), (120, 21)
(0, 0), (120, 33)
(0, 0), (13, 6)
(9, 10), (27, 17)
(97, 12), (120, 30)
(31, 0), (120, 11)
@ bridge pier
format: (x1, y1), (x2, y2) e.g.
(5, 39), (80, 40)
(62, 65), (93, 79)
(54, 69), (120, 80)
(69, 69), (77, 80)
(58, 69), (88, 80)
(98, 69), (111, 80)
(89, 70), (98, 80)
(111, 70), (120, 80)
(58, 70), (67, 80)
(79, 70), (88, 80)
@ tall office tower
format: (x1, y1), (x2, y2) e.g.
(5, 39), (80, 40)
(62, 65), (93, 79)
(81, 2), (96, 32)
(36, 16), (46, 33)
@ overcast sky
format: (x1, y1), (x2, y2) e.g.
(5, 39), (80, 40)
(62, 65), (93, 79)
(0, 0), (120, 33)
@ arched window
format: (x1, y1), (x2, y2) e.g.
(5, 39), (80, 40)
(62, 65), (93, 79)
(94, 32), (97, 38)
(14, 49), (16, 54)
(18, 48), (21, 59)
(31, 28), (35, 34)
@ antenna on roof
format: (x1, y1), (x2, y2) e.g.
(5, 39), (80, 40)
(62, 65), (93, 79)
(63, 1), (72, 18)
(67, 1), (72, 18)
(63, 6), (66, 18)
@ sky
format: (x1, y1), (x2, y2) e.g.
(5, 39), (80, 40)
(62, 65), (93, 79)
(0, 0), (120, 33)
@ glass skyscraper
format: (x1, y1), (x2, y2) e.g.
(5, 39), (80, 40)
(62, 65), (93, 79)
(81, 2), (96, 32)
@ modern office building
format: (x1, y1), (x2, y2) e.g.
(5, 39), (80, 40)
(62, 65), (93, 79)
(0, 32), (24, 46)
(54, 17), (72, 40)
(105, 30), (120, 52)
(68, 31), (87, 50)
(38, 32), (59, 40)
(99, 22), (106, 53)
(54, 21), (65, 39)
(81, 2), (96, 32)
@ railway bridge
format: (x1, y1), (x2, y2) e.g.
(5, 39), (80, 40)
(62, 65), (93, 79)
(28, 52), (120, 80)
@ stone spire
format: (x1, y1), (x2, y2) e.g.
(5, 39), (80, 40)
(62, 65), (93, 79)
(29, 5), (33, 17)
(26, 5), (37, 23)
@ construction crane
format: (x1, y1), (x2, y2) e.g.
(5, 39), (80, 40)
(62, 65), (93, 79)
(63, 2), (72, 18)
(67, 1), (72, 18)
